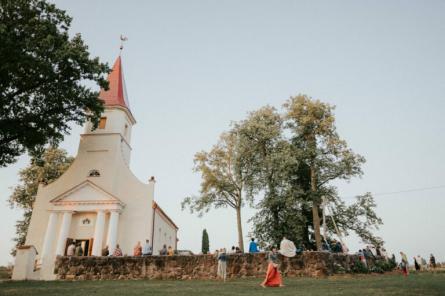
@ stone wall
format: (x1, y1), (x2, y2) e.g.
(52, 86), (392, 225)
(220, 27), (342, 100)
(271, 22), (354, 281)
(55, 252), (383, 280)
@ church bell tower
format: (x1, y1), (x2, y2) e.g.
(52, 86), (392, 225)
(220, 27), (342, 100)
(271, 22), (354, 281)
(81, 55), (136, 165)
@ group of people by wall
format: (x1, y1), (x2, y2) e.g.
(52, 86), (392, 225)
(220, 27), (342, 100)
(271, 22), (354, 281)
(132, 240), (174, 256)
(66, 239), (176, 258)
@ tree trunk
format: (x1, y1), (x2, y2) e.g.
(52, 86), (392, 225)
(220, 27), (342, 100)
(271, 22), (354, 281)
(236, 206), (244, 252)
(310, 166), (322, 251)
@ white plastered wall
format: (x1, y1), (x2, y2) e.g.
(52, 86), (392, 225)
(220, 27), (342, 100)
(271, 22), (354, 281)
(24, 107), (155, 279)
(152, 210), (178, 255)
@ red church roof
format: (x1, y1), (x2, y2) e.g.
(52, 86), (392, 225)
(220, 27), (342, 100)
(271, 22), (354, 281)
(99, 56), (131, 110)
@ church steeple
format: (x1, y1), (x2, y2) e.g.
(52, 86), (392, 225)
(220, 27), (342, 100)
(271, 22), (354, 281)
(82, 54), (136, 165)
(99, 56), (132, 114)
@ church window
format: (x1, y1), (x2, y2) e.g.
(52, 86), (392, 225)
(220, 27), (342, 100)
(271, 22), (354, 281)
(98, 117), (107, 129)
(88, 169), (100, 177)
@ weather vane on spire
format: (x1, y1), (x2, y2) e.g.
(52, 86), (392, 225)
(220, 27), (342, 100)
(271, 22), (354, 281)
(120, 34), (128, 53)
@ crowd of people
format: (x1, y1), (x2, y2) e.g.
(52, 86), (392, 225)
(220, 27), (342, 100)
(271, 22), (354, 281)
(399, 252), (437, 276)
(66, 237), (440, 288)
(66, 239), (175, 257)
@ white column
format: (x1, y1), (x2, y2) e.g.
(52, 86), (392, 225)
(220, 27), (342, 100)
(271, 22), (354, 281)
(92, 210), (106, 256)
(55, 211), (73, 256)
(40, 212), (58, 263)
(106, 210), (120, 255)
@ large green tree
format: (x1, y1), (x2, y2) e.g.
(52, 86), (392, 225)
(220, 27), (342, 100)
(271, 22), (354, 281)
(182, 131), (252, 252)
(234, 106), (302, 248)
(8, 147), (73, 255)
(244, 97), (382, 249)
(184, 96), (382, 251)
(284, 95), (366, 250)
(0, 0), (109, 167)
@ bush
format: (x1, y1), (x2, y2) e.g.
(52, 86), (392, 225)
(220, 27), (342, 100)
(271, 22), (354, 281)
(351, 259), (369, 274)
(388, 256), (398, 270)
(369, 265), (384, 274)
(0, 266), (12, 279)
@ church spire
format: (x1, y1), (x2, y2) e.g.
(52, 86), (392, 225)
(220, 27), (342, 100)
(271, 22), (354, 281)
(99, 56), (131, 110)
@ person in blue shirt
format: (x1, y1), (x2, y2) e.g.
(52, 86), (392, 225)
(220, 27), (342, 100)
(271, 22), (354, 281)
(249, 238), (259, 253)
(142, 239), (153, 256)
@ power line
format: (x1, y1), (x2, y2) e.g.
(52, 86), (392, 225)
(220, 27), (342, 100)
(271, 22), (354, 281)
(344, 185), (445, 199)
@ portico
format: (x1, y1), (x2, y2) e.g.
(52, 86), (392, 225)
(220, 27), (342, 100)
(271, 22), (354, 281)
(37, 180), (126, 265)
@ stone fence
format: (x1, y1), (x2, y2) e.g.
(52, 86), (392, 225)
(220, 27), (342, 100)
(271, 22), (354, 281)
(55, 252), (386, 280)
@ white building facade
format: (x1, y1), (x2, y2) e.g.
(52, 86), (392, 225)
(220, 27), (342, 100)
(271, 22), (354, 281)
(12, 55), (178, 280)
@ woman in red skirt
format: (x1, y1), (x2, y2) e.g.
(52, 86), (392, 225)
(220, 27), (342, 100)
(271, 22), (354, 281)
(261, 247), (284, 288)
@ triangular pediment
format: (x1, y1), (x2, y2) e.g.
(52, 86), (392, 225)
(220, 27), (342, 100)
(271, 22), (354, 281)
(50, 180), (124, 206)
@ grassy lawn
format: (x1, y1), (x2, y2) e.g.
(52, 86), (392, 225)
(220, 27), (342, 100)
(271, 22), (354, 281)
(1, 272), (444, 296)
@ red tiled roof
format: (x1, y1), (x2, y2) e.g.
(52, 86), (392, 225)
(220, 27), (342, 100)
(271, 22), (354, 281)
(99, 56), (131, 110)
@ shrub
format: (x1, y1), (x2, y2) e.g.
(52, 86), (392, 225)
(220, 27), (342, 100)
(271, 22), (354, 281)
(351, 259), (369, 274)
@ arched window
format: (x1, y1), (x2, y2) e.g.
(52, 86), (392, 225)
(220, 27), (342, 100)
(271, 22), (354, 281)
(88, 169), (100, 177)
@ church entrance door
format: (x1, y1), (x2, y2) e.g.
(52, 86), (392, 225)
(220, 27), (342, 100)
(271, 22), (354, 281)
(65, 238), (94, 256)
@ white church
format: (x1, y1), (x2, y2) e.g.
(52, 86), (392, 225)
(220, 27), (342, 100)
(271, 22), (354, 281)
(12, 55), (179, 280)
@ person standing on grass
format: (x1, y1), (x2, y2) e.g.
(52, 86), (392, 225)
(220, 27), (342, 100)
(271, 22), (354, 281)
(261, 247), (283, 288)
(400, 251), (409, 276)
(217, 248), (227, 281)
(416, 255), (423, 271)
(421, 257), (428, 270)
(413, 257), (420, 271)
(249, 238), (259, 253)
(430, 254), (436, 269)
(358, 249), (367, 268)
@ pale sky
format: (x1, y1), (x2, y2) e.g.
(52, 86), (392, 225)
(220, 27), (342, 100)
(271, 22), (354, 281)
(1, 0), (445, 266)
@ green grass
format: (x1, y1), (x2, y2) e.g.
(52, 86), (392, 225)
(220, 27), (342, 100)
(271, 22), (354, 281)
(1, 272), (444, 296)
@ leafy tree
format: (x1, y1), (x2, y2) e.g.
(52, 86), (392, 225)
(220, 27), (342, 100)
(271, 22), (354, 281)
(234, 106), (302, 248)
(244, 97), (382, 250)
(0, 0), (109, 167)
(184, 96), (382, 252)
(201, 229), (209, 254)
(327, 192), (383, 246)
(284, 95), (365, 250)
(8, 147), (73, 255)
(182, 131), (252, 252)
